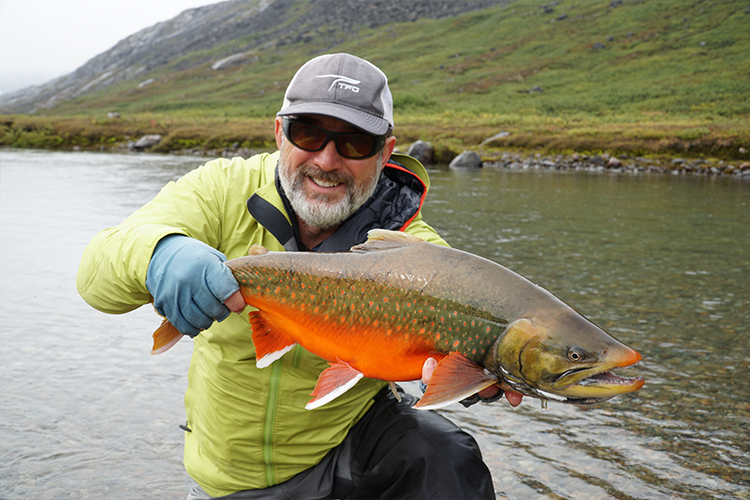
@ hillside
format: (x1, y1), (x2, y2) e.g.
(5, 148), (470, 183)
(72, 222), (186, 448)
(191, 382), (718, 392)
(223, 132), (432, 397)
(0, 0), (510, 114)
(1, 0), (749, 161)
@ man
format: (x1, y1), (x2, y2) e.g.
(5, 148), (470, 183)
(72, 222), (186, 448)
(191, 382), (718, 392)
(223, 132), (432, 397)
(77, 53), (520, 499)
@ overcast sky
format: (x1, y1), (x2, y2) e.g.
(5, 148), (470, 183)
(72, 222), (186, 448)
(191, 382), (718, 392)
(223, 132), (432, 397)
(0, 0), (218, 94)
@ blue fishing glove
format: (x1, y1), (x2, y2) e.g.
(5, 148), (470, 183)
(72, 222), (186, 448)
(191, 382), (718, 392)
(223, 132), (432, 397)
(146, 234), (240, 337)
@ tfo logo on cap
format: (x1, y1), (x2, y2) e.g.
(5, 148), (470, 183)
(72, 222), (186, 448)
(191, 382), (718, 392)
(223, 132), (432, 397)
(317, 74), (361, 93)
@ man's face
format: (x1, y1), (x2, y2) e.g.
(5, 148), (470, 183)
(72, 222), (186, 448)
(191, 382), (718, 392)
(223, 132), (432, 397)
(275, 115), (396, 230)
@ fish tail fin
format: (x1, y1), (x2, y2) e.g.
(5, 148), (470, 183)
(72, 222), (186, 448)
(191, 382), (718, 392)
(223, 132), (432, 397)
(151, 320), (183, 355)
(249, 311), (297, 368)
(306, 359), (364, 410)
(413, 352), (498, 410)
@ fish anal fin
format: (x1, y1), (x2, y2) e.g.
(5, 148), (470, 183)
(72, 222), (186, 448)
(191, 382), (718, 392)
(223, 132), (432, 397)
(413, 352), (498, 410)
(249, 311), (297, 368)
(306, 360), (364, 410)
(350, 229), (423, 253)
(151, 320), (183, 355)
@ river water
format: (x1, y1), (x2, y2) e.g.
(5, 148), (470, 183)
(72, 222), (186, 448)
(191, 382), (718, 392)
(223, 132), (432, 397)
(1, 149), (748, 499)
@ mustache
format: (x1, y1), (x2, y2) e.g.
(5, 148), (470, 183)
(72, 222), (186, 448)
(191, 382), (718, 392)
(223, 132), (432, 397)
(295, 164), (353, 186)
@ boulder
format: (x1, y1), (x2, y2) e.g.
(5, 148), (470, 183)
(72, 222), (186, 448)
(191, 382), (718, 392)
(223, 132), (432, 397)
(449, 150), (482, 169)
(131, 134), (162, 150)
(406, 140), (434, 164)
(607, 157), (622, 168)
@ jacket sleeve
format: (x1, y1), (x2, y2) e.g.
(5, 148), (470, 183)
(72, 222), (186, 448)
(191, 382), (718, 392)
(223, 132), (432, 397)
(76, 159), (231, 314)
(403, 214), (449, 248)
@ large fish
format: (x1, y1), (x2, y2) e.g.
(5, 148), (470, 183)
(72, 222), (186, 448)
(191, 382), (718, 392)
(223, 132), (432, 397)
(152, 230), (644, 410)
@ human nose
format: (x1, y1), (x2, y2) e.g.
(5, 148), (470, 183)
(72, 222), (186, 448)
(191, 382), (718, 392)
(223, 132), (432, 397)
(311, 137), (345, 171)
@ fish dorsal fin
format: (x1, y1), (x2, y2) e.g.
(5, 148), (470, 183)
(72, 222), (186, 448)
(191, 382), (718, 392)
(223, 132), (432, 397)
(248, 244), (270, 256)
(413, 352), (498, 410)
(306, 359), (365, 410)
(350, 229), (424, 253)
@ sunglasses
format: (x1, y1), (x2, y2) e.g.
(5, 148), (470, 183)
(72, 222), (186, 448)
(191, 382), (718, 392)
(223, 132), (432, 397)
(282, 118), (389, 159)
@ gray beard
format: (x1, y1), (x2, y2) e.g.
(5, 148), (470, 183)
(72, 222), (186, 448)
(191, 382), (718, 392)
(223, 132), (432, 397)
(278, 142), (383, 231)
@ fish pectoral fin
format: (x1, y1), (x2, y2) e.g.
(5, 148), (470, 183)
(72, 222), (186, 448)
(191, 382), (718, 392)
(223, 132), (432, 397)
(306, 360), (364, 410)
(389, 381), (402, 402)
(413, 352), (498, 410)
(151, 320), (183, 355)
(249, 311), (297, 369)
(350, 229), (424, 253)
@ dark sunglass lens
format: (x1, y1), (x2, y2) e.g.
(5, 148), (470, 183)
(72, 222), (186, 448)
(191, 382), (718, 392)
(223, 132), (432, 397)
(289, 121), (326, 151)
(337, 133), (376, 158)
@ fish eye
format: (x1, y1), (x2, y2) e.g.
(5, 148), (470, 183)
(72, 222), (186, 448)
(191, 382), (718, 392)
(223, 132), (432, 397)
(568, 347), (585, 362)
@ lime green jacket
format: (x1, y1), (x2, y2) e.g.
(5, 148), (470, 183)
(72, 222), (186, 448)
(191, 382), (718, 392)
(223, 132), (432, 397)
(76, 151), (446, 497)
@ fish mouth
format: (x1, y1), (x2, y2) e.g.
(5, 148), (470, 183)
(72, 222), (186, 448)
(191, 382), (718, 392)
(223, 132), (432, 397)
(549, 366), (645, 404)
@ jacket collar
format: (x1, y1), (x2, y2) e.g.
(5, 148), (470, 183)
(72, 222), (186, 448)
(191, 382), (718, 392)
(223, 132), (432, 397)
(247, 156), (427, 253)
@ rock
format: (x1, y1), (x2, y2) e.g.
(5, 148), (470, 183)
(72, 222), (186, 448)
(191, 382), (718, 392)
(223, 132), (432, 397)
(107, 111), (120, 118)
(481, 131), (510, 145)
(406, 140), (434, 164)
(449, 150), (482, 169)
(131, 134), (162, 150)
(138, 78), (155, 88)
(607, 157), (622, 168)
(557, 14), (567, 21)
(211, 52), (259, 70)
(592, 42), (606, 49)
(591, 155), (606, 166)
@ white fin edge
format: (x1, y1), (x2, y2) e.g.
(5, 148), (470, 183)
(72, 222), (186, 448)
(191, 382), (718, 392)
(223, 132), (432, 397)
(305, 373), (364, 410)
(255, 344), (296, 369)
(413, 394), (472, 411)
(389, 381), (402, 402)
(150, 336), (182, 356)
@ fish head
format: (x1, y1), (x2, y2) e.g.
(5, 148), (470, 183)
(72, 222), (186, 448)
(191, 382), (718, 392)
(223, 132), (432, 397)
(486, 311), (644, 404)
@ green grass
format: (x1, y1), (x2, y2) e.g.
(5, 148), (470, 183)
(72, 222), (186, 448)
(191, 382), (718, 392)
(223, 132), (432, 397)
(2, 0), (749, 160)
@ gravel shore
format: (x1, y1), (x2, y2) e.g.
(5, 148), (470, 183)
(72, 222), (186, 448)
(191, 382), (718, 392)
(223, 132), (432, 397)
(481, 152), (750, 178)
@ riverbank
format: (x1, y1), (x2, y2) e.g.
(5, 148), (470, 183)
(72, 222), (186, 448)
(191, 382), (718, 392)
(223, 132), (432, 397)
(1, 112), (748, 178)
(480, 151), (750, 178)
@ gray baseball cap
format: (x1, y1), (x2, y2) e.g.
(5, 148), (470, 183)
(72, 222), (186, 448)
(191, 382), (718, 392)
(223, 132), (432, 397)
(277, 53), (394, 136)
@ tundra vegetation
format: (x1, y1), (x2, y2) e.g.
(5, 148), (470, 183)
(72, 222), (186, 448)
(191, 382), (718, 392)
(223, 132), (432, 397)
(1, 0), (748, 163)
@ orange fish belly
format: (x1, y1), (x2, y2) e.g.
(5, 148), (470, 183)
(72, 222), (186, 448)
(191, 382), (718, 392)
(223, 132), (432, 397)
(244, 292), (444, 381)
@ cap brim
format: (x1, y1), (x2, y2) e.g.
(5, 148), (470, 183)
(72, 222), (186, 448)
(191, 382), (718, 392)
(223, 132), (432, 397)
(277, 102), (391, 136)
